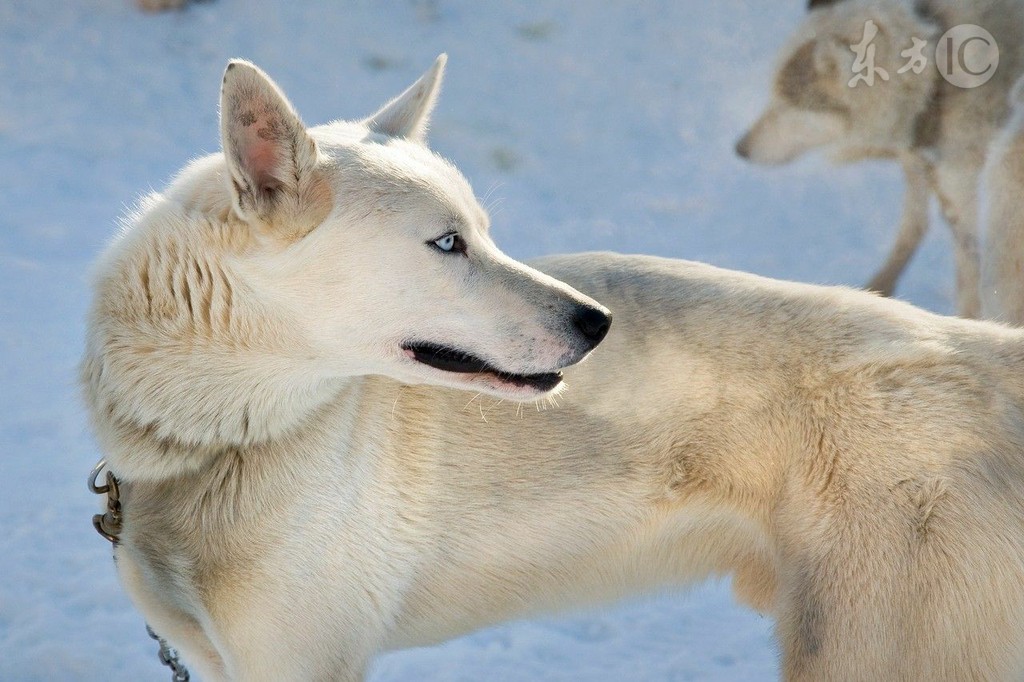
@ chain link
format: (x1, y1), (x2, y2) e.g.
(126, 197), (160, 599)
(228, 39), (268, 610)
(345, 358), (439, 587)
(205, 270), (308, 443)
(88, 458), (122, 543)
(148, 625), (191, 681)
(90, 458), (192, 682)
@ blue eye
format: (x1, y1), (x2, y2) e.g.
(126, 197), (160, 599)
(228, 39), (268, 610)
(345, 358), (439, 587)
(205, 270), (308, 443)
(431, 232), (467, 255)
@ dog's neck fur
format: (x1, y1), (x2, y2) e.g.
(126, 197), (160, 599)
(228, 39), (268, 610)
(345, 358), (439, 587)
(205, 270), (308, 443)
(82, 155), (348, 482)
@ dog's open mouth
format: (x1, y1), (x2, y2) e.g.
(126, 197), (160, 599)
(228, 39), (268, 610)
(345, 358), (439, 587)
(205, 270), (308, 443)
(403, 342), (563, 392)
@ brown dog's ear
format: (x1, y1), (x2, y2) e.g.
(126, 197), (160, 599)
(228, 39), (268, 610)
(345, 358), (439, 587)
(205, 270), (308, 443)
(220, 60), (319, 224)
(808, 0), (844, 10)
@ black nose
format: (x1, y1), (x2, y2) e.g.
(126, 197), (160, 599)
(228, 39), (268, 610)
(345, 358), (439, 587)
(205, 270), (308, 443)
(574, 305), (612, 347)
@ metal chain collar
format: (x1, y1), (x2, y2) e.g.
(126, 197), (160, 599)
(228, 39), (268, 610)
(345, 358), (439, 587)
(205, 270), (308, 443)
(88, 458), (122, 542)
(147, 625), (191, 682)
(89, 459), (191, 682)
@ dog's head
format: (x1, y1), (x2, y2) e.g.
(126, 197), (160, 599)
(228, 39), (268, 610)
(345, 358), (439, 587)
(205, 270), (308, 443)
(215, 56), (610, 400)
(83, 57), (613, 479)
(735, 0), (938, 165)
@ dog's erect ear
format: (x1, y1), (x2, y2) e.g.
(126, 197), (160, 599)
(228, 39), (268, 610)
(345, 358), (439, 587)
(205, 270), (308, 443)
(808, 0), (844, 10)
(220, 60), (319, 223)
(364, 54), (447, 143)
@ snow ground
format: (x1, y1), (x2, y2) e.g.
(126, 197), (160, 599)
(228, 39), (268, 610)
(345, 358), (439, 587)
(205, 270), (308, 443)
(0, 1), (957, 680)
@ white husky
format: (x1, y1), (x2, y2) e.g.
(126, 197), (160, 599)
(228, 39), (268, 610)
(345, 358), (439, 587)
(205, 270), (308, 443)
(737, 0), (1024, 318)
(84, 57), (1024, 680)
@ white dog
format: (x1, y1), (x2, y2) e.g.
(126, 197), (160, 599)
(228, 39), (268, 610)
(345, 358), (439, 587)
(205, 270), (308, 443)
(737, 0), (1024, 318)
(84, 57), (1024, 680)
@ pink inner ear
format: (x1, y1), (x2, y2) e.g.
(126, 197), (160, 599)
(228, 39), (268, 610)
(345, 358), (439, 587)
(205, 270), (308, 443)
(236, 112), (285, 191)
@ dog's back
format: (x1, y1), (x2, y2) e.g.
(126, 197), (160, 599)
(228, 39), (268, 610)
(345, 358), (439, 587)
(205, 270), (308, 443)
(561, 255), (1024, 680)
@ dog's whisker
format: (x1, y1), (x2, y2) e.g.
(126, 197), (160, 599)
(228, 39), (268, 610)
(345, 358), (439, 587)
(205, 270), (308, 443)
(463, 392), (483, 411)
(481, 398), (504, 419)
(481, 181), (505, 207)
(485, 198), (506, 219)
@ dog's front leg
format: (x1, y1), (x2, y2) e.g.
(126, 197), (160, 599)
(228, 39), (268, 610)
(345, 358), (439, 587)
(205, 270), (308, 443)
(225, 636), (372, 682)
(213, 594), (380, 682)
(865, 154), (932, 297)
(934, 162), (983, 318)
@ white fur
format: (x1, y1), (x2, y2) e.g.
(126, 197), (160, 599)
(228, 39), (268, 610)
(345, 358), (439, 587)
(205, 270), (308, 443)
(981, 75), (1024, 324)
(84, 58), (1024, 680)
(738, 0), (1024, 319)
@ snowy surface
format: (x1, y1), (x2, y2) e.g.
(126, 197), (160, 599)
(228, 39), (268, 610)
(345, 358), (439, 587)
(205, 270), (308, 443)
(0, 1), (957, 680)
